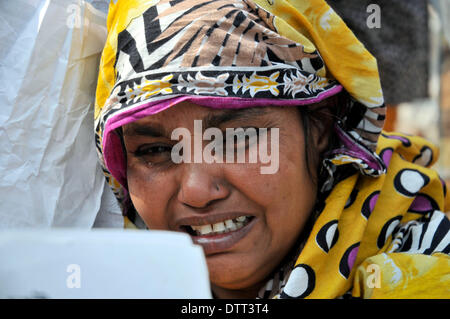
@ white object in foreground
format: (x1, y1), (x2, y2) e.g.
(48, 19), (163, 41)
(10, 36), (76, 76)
(0, 229), (211, 299)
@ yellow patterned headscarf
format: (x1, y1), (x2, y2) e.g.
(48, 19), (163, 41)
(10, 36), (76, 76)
(95, 0), (449, 298)
(95, 0), (385, 205)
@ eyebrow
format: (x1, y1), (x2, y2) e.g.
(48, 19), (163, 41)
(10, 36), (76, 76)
(122, 107), (268, 137)
(122, 122), (168, 138)
(204, 107), (268, 128)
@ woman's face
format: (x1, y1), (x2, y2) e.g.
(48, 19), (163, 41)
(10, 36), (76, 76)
(123, 101), (323, 297)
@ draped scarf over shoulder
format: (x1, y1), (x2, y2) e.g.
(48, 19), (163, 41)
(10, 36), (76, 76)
(95, 0), (449, 298)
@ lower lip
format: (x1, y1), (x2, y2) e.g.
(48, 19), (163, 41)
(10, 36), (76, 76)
(191, 218), (256, 255)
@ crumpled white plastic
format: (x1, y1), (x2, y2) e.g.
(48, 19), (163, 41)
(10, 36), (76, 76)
(0, 0), (122, 228)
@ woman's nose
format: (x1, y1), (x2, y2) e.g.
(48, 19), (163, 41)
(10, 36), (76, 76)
(177, 164), (230, 209)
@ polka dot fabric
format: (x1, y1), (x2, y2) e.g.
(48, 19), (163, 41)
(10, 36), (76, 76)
(260, 132), (450, 298)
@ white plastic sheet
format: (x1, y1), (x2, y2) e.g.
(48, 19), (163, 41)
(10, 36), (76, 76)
(0, 0), (122, 228)
(0, 229), (211, 298)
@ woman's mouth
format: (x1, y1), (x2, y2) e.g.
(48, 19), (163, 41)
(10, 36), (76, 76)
(180, 215), (256, 255)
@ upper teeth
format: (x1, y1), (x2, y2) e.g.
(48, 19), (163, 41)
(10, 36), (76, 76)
(190, 216), (251, 236)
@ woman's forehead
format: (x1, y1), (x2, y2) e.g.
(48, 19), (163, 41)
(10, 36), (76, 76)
(123, 102), (285, 134)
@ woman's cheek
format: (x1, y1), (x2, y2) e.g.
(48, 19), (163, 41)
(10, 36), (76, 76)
(127, 165), (168, 229)
(239, 152), (304, 207)
(223, 163), (280, 206)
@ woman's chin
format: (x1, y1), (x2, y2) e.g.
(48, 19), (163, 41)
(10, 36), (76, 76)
(206, 253), (255, 289)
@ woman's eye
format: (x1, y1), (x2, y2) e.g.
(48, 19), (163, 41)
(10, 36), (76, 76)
(133, 144), (172, 164)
